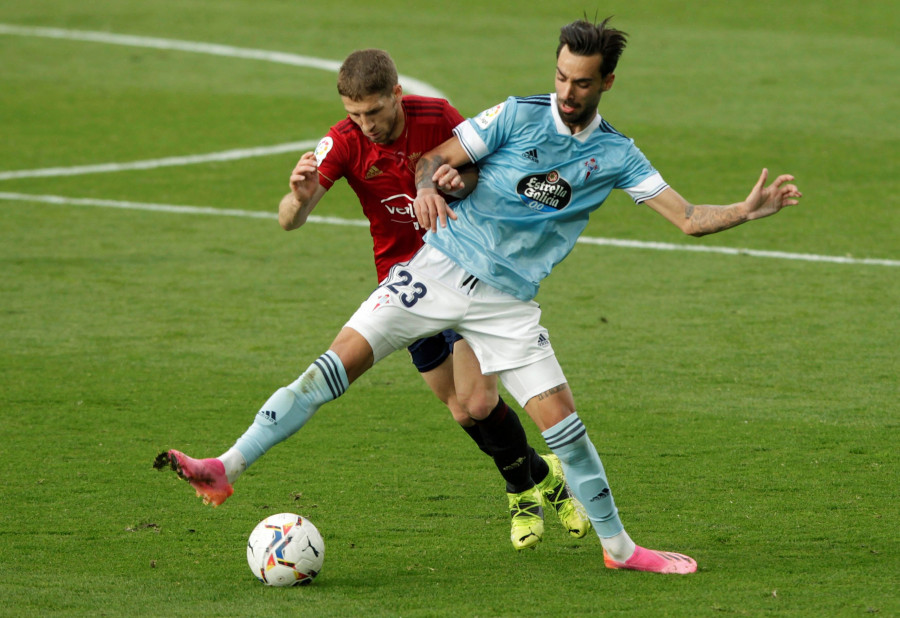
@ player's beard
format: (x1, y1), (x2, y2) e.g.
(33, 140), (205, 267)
(557, 99), (596, 131)
(370, 102), (403, 144)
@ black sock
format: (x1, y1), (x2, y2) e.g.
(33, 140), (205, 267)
(476, 398), (535, 493)
(462, 424), (492, 457)
(529, 449), (550, 485)
(463, 420), (547, 480)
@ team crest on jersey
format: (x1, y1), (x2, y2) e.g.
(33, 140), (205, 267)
(516, 170), (572, 212)
(474, 102), (505, 129)
(314, 137), (334, 165)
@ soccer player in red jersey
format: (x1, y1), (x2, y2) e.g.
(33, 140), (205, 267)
(157, 49), (590, 550)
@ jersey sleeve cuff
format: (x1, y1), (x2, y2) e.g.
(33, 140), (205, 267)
(317, 169), (336, 190)
(623, 172), (668, 204)
(452, 120), (486, 163)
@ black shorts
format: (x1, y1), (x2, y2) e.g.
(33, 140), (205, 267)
(407, 329), (463, 373)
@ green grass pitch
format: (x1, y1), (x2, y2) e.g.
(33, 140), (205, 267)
(1, 1), (897, 616)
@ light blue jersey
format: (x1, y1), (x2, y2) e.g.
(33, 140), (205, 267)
(424, 93), (668, 301)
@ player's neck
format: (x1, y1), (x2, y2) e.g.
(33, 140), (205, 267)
(565, 110), (598, 135)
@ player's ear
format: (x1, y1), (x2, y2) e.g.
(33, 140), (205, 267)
(602, 73), (615, 92)
(392, 83), (403, 100)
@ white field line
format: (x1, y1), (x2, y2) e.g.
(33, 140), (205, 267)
(0, 141), (319, 180)
(2, 191), (898, 268)
(575, 236), (900, 267)
(0, 192), (365, 227)
(0, 23), (447, 99)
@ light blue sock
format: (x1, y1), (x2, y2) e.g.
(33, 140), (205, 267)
(233, 350), (348, 466)
(542, 413), (624, 538)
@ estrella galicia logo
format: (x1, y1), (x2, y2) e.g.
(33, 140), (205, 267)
(516, 170), (572, 212)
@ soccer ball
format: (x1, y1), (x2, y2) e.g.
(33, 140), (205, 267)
(246, 513), (325, 586)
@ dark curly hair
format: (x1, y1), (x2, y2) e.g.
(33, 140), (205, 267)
(557, 17), (628, 77)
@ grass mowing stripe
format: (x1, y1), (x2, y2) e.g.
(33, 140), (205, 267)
(2, 191), (897, 268)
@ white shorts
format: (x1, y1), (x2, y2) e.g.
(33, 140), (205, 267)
(345, 244), (566, 407)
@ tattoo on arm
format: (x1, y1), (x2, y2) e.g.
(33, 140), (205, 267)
(415, 155), (444, 190)
(684, 204), (744, 235)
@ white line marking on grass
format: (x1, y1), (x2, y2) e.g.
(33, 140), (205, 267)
(0, 192), (368, 227)
(575, 236), (900, 267)
(0, 141), (319, 181)
(0, 23), (447, 99)
(2, 192), (898, 267)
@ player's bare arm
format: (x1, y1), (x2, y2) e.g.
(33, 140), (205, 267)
(279, 152), (328, 231)
(414, 137), (471, 232)
(645, 168), (802, 237)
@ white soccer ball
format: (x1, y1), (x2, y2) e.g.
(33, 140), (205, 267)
(246, 513), (325, 586)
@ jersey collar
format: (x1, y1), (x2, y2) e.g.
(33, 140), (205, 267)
(549, 93), (601, 142)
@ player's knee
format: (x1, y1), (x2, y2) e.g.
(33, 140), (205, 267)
(444, 397), (473, 426)
(459, 391), (496, 422)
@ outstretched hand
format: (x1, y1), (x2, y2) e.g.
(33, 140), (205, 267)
(744, 168), (803, 221)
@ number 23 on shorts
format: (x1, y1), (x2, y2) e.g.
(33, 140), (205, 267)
(382, 269), (427, 307)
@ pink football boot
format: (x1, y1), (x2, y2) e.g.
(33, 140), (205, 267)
(604, 546), (697, 574)
(154, 449), (234, 506)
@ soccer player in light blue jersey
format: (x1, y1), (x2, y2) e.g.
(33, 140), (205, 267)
(157, 18), (800, 574)
(411, 18), (801, 573)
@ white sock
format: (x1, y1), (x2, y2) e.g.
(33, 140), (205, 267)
(218, 447), (247, 484)
(601, 530), (637, 563)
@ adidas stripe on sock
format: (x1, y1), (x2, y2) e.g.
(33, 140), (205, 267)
(232, 350), (348, 466)
(542, 413), (624, 538)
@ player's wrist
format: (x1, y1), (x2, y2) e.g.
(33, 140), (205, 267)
(733, 200), (752, 222)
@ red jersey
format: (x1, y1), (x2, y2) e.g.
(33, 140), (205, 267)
(314, 95), (465, 281)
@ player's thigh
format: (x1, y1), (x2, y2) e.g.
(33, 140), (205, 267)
(451, 339), (499, 419)
(417, 358), (471, 425)
(416, 353), (455, 406)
